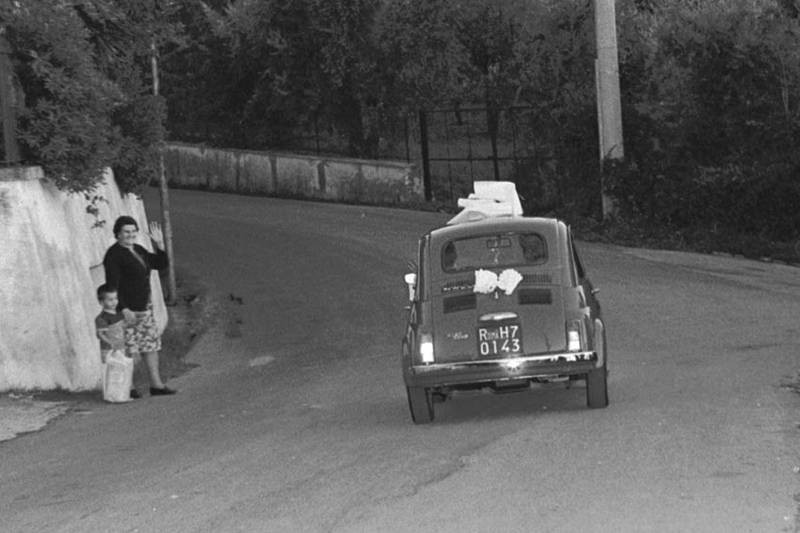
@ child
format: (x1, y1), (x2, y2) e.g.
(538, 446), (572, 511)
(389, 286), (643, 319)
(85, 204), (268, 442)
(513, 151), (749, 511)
(95, 284), (137, 400)
(95, 284), (126, 360)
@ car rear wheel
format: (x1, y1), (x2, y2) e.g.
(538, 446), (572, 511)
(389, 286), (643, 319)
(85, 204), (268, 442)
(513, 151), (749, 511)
(586, 363), (608, 408)
(407, 386), (434, 423)
(587, 319), (609, 408)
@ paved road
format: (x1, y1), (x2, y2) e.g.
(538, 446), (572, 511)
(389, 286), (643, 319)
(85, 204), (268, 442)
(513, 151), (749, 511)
(2, 188), (799, 532)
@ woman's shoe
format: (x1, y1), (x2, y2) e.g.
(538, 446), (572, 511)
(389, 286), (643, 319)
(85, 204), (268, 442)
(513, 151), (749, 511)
(130, 390), (142, 399)
(149, 386), (177, 396)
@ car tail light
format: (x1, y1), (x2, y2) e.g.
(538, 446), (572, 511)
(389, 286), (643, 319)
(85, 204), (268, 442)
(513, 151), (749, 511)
(419, 333), (435, 363)
(567, 321), (582, 352)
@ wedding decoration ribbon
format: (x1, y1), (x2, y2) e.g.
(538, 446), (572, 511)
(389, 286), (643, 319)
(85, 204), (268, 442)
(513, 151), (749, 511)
(473, 268), (523, 296)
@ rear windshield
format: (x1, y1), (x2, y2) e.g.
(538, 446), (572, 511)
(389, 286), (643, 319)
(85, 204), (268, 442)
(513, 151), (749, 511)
(441, 232), (548, 272)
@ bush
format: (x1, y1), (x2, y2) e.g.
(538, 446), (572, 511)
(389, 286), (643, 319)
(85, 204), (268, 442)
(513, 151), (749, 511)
(6, 2), (121, 192)
(4, 1), (169, 194)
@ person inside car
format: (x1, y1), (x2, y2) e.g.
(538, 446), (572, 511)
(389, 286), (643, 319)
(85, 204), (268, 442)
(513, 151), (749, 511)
(519, 233), (546, 264)
(443, 242), (458, 270)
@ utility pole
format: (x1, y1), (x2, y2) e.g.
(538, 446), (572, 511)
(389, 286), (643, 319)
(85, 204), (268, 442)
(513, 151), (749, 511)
(151, 38), (177, 305)
(418, 110), (432, 201)
(0, 30), (20, 163)
(594, 0), (624, 219)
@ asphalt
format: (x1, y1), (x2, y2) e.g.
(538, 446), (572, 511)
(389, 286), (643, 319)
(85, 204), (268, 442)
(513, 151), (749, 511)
(2, 211), (797, 442)
(2, 189), (799, 533)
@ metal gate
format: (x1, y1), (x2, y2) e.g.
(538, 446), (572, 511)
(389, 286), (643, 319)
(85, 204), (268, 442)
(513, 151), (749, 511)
(418, 106), (538, 203)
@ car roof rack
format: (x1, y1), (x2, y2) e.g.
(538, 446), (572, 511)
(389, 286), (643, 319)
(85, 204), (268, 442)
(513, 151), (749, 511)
(447, 181), (524, 225)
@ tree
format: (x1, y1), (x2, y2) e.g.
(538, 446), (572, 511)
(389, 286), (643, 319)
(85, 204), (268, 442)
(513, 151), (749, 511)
(373, 0), (473, 110)
(609, 0), (800, 241)
(2, 0), (177, 195)
(79, 0), (183, 303)
(162, 0), (381, 155)
(508, 0), (598, 214)
(74, 0), (181, 193)
(3, 0), (121, 192)
(160, 0), (232, 144)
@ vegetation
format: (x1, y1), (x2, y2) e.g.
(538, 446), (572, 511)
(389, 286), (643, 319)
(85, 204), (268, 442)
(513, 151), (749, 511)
(607, 0), (800, 255)
(2, 0), (175, 193)
(4, 0), (800, 257)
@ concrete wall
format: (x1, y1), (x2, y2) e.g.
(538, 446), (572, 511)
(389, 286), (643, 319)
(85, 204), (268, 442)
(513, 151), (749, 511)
(0, 167), (167, 392)
(164, 142), (423, 205)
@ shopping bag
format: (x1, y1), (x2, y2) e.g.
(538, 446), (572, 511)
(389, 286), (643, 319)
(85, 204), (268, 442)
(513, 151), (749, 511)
(102, 350), (133, 403)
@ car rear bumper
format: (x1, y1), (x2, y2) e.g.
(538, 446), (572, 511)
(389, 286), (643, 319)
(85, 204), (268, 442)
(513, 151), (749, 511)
(405, 350), (598, 388)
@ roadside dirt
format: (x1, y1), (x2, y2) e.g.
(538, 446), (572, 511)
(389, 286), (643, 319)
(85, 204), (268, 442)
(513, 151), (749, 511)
(155, 268), (218, 383)
(782, 372), (800, 396)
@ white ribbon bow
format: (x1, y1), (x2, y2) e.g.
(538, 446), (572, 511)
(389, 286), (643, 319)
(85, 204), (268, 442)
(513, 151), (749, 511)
(473, 268), (523, 296)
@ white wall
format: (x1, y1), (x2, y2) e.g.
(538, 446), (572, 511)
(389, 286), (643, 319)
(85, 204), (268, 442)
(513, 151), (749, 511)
(0, 167), (166, 392)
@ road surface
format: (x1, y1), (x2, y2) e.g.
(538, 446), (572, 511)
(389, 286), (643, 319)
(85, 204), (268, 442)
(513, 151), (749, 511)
(2, 188), (799, 532)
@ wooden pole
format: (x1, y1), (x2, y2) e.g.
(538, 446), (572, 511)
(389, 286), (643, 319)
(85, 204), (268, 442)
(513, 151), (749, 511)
(419, 110), (432, 201)
(0, 31), (20, 163)
(594, 0), (624, 218)
(151, 39), (177, 305)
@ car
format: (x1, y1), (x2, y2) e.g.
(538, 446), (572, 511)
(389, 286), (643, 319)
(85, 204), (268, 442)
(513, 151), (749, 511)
(401, 182), (608, 423)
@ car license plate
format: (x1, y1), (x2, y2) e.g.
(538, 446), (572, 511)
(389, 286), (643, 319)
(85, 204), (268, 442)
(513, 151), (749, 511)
(477, 324), (523, 357)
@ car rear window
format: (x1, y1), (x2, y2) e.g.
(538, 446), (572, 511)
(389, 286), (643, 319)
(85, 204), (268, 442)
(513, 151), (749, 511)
(441, 232), (547, 272)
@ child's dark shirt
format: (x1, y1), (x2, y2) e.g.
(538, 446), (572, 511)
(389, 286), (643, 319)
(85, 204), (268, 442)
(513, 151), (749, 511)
(95, 310), (126, 351)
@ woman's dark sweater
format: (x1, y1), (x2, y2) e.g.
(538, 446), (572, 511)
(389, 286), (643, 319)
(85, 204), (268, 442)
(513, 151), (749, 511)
(103, 243), (168, 312)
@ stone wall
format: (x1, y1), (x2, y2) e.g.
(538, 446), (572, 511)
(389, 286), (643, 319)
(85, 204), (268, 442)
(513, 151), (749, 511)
(164, 142), (423, 205)
(0, 167), (166, 391)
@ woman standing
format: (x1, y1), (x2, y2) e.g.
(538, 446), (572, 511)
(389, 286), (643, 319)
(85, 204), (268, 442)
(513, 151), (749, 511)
(103, 215), (176, 397)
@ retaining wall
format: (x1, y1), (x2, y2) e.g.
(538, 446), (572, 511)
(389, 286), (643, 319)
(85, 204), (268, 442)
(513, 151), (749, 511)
(0, 167), (166, 391)
(164, 142), (423, 205)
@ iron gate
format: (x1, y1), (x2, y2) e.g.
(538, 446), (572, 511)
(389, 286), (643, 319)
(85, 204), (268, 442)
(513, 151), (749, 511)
(418, 106), (539, 203)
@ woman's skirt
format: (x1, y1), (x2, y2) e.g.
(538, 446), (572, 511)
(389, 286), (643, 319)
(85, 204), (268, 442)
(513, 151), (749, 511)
(124, 303), (161, 357)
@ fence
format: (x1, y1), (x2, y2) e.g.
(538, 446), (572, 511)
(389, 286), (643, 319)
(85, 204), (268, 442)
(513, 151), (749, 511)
(418, 106), (536, 203)
(170, 104), (600, 215)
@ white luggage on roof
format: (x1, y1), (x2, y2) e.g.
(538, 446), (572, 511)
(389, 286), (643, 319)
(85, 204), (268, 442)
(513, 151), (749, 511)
(447, 181), (524, 225)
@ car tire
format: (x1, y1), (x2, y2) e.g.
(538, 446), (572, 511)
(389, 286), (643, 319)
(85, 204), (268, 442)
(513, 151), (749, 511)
(586, 364), (608, 408)
(587, 319), (609, 408)
(407, 386), (434, 423)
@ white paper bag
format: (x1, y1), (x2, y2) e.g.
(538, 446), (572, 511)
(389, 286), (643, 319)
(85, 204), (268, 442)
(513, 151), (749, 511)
(102, 350), (133, 403)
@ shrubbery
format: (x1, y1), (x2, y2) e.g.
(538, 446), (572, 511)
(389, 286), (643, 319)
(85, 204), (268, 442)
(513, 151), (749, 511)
(161, 0), (800, 257)
(608, 0), (800, 253)
(3, 1), (168, 194)
(5, 0), (800, 257)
